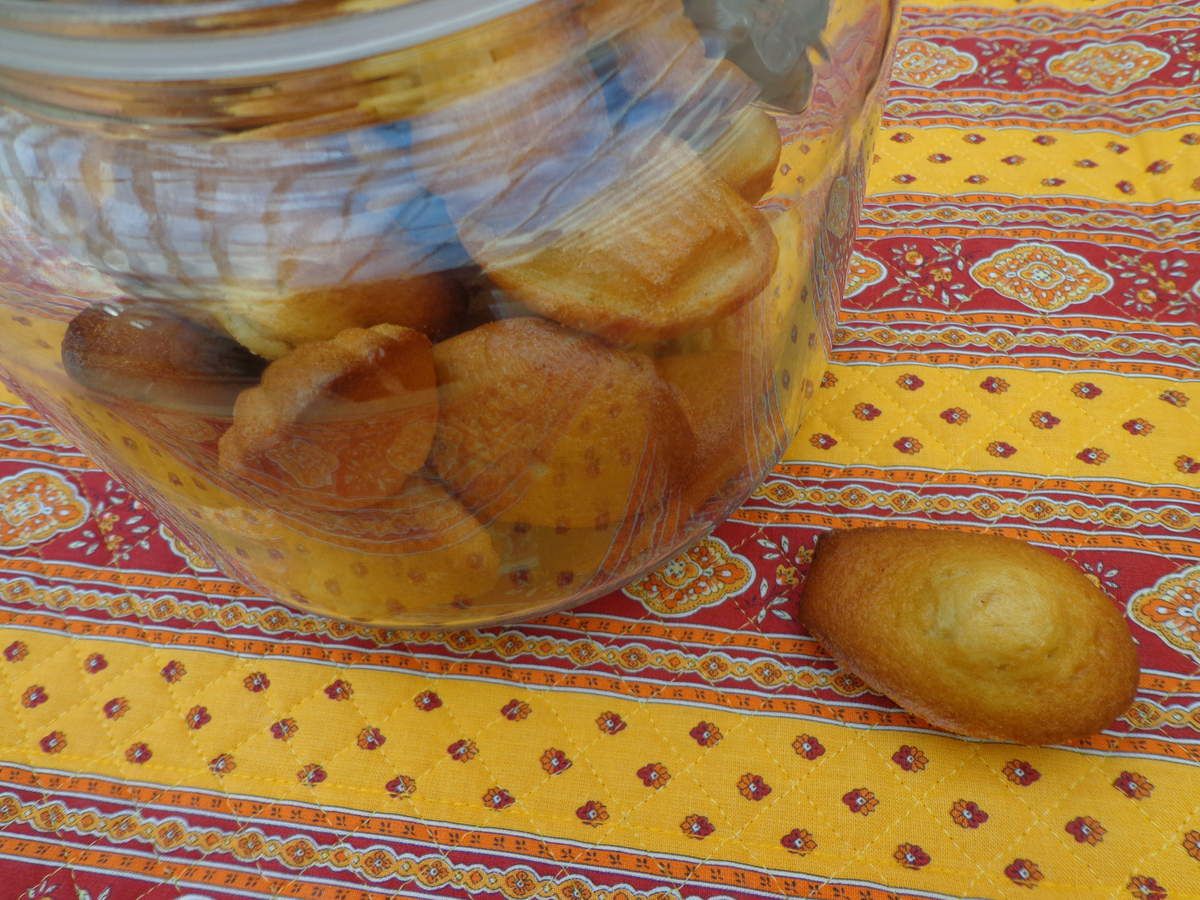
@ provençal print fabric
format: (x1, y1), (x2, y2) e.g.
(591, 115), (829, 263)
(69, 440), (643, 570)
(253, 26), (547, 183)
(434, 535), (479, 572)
(1, 0), (1200, 897)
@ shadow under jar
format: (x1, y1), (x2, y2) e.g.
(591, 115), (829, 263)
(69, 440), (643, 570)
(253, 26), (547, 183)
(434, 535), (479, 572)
(0, 0), (897, 627)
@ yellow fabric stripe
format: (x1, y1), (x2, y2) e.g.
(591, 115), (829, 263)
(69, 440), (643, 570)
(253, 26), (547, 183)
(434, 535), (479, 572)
(870, 126), (1200, 203)
(1, 630), (1195, 900)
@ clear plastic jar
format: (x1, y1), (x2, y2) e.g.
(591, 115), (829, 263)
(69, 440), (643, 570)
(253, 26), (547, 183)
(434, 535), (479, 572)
(0, 0), (896, 627)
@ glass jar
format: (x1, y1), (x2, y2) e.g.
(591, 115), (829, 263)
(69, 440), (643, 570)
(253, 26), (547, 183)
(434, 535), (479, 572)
(0, 0), (896, 627)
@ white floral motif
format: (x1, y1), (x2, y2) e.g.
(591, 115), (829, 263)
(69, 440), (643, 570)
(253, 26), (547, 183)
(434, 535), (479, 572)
(65, 478), (151, 564)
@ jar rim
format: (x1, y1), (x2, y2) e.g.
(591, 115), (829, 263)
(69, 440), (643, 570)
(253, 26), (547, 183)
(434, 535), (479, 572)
(0, 0), (540, 81)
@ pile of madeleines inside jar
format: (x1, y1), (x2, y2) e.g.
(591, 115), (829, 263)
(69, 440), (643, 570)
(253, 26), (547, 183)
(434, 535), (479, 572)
(29, 0), (846, 624)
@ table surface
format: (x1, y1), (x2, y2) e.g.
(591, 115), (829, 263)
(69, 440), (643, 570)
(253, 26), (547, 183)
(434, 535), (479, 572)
(2, 0), (1200, 898)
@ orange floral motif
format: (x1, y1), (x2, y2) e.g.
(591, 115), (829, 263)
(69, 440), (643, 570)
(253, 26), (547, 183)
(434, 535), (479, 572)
(940, 407), (969, 425)
(576, 801), (608, 826)
(596, 712), (626, 735)
(209, 753), (235, 776)
(853, 403), (882, 421)
(3, 640), (27, 662)
(103, 697), (128, 719)
(895, 844), (930, 869)
(184, 705), (210, 729)
(1126, 875), (1167, 900)
(243, 671), (270, 692)
(1003, 760), (1040, 786)
(483, 787), (515, 810)
(297, 764), (326, 785)
(781, 828), (817, 855)
(691, 722), (721, 747)
(1176, 455), (1200, 475)
(270, 718), (298, 741)
(1113, 771), (1153, 799)
(842, 789), (878, 815)
(681, 814), (714, 839)
(323, 678), (352, 700)
(1183, 830), (1200, 860)
(0, 469), (89, 550)
(414, 690), (441, 711)
(894, 39), (978, 87)
(1006, 859), (1044, 887)
(501, 699), (531, 721)
(540, 748), (572, 774)
(357, 727), (386, 750)
(1066, 816), (1105, 845)
(39, 731), (66, 754)
(971, 244), (1112, 312)
(624, 536), (752, 616)
(385, 775), (415, 798)
(843, 251), (887, 298)
(950, 799), (988, 828)
(637, 763), (670, 789)
(1047, 42), (1169, 93)
(737, 773), (772, 801)
(125, 742), (152, 764)
(448, 739), (478, 762)
(21, 685), (47, 708)
(1128, 565), (1199, 662)
(893, 745), (927, 771)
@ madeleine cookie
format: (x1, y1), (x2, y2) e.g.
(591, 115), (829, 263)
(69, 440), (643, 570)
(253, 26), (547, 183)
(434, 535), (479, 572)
(200, 479), (500, 624)
(800, 529), (1140, 744)
(701, 106), (782, 203)
(473, 139), (778, 344)
(62, 301), (265, 414)
(657, 348), (783, 520)
(213, 274), (465, 361)
(219, 324), (437, 508)
(431, 317), (692, 530)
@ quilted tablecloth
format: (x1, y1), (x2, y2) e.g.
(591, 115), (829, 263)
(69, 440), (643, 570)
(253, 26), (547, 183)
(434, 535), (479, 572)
(2, 0), (1200, 897)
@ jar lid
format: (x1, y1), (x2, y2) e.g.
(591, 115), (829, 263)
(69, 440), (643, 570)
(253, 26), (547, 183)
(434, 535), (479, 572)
(0, 0), (539, 80)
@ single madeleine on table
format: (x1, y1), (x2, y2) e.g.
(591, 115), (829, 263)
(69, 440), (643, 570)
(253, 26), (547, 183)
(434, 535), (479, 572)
(800, 528), (1139, 745)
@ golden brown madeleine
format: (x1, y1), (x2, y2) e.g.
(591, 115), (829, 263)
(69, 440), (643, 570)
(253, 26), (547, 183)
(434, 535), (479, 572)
(657, 347), (783, 521)
(700, 107), (783, 203)
(430, 317), (693, 530)
(212, 274), (466, 360)
(62, 301), (265, 414)
(800, 529), (1140, 745)
(473, 139), (778, 344)
(219, 324), (437, 508)
(199, 478), (500, 624)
